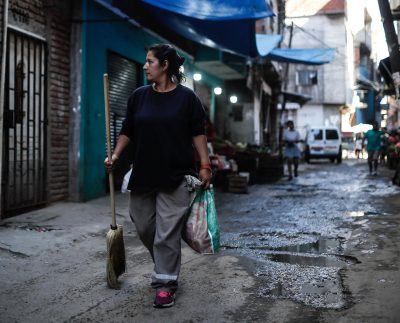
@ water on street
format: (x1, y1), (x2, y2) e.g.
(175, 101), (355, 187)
(217, 158), (400, 321)
(1, 159), (399, 322)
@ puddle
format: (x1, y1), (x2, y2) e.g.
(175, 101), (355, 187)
(223, 233), (358, 309)
(345, 211), (383, 217)
(255, 260), (349, 309)
(232, 233), (343, 255)
(266, 253), (347, 268)
(271, 237), (341, 254)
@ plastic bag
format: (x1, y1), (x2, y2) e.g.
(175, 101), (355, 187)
(182, 186), (220, 254)
(121, 169), (132, 193)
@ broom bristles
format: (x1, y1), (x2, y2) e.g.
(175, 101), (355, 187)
(106, 225), (126, 289)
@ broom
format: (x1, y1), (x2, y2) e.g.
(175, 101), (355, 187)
(104, 73), (126, 289)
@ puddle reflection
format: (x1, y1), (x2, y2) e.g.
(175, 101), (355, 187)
(345, 211), (382, 217)
(266, 253), (347, 268)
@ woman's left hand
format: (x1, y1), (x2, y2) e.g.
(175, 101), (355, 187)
(199, 168), (213, 188)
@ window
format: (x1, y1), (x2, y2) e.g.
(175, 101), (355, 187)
(231, 105), (243, 122)
(310, 129), (323, 140)
(297, 70), (318, 86)
(326, 130), (339, 140)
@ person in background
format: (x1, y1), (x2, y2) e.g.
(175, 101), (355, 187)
(283, 120), (302, 180)
(354, 133), (363, 159)
(362, 121), (383, 176)
(105, 44), (212, 308)
(379, 127), (388, 165)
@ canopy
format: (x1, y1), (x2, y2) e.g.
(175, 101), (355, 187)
(113, 0), (276, 57)
(111, 1), (335, 62)
(268, 48), (336, 65)
(256, 34), (283, 57)
(139, 0), (273, 20)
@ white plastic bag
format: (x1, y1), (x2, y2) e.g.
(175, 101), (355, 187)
(121, 169), (132, 193)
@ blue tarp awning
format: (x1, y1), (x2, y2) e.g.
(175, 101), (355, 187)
(113, 0), (276, 57)
(256, 34), (283, 56)
(268, 48), (336, 65)
(111, 0), (335, 63)
(140, 0), (273, 20)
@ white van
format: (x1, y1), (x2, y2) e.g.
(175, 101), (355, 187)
(304, 127), (342, 163)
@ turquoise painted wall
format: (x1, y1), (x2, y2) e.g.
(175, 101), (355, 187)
(81, 0), (163, 200)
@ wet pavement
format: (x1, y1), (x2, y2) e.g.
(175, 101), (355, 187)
(1, 158), (400, 322)
(217, 158), (400, 321)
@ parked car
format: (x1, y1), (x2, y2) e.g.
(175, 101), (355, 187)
(304, 127), (342, 163)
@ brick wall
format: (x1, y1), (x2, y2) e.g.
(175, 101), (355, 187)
(7, 0), (71, 203)
(47, 8), (71, 201)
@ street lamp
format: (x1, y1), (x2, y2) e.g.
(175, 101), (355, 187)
(230, 95), (238, 104)
(193, 73), (202, 81)
(214, 87), (222, 95)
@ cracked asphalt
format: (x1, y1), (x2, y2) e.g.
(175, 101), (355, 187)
(0, 158), (399, 322)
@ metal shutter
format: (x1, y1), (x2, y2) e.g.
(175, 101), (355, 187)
(107, 51), (139, 149)
(106, 51), (140, 189)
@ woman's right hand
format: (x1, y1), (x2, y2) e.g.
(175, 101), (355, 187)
(104, 154), (119, 173)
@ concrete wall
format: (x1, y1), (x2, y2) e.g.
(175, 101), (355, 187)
(285, 10), (348, 130)
(295, 103), (341, 139)
(226, 102), (255, 144)
(286, 14), (347, 105)
(295, 104), (324, 138)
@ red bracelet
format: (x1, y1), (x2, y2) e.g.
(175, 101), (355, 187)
(200, 164), (212, 171)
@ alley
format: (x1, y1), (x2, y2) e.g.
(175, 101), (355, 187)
(1, 159), (400, 322)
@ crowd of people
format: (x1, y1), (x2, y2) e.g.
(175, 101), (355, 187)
(354, 125), (400, 170)
(282, 120), (400, 182)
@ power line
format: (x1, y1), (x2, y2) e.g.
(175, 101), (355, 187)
(280, 22), (352, 63)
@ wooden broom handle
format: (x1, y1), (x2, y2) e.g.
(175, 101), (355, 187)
(103, 73), (117, 228)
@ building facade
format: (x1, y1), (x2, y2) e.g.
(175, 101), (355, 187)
(1, 0), (285, 216)
(283, 0), (382, 138)
(283, 0), (347, 137)
(0, 0), (72, 217)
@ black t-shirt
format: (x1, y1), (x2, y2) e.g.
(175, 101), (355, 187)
(120, 84), (206, 191)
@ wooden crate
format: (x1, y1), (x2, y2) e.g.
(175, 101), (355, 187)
(227, 174), (248, 194)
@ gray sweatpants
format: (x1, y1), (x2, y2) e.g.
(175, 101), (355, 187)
(129, 179), (190, 290)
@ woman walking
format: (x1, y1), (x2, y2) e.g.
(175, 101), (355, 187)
(283, 120), (301, 180)
(105, 44), (212, 308)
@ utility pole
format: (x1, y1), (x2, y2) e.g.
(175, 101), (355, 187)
(378, 0), (400, 99)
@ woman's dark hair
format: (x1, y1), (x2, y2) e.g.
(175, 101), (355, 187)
(148, 44), (186, 83)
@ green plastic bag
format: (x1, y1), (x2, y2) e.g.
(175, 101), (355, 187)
(182, 186), (220, 254)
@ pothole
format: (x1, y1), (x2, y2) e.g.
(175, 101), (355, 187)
(222, 232), (357, 309)
(265, 253), (347, 267)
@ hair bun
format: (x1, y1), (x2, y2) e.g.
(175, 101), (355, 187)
(177, 56), (185, 66)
